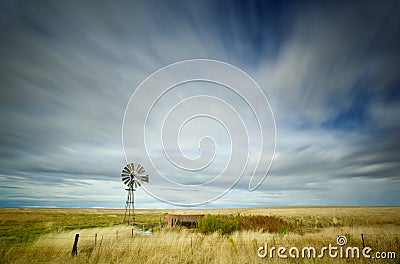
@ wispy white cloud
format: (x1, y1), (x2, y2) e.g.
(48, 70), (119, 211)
(0, 0), (399, 207)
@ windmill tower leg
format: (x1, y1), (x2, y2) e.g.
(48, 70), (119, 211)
(123, 189), (129, 224)
(132, 189), (135, 224)
(123, 188), (135, 225)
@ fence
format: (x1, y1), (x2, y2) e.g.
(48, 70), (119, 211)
(67, 227), (151, 255)
(1, 229), (376, 260)
(65, 230), (371, 258)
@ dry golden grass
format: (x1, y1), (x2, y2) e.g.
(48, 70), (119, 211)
(1, 207), (399, 263)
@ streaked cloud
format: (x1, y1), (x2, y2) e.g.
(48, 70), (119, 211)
(0, 0), (399, 207)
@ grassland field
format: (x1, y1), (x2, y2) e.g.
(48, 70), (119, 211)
(0, 206), (399, 263)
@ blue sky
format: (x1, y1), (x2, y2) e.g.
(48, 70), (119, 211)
(0, 0), (399, 208)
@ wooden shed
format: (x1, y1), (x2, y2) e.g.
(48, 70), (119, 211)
(164, 213), (204, 228)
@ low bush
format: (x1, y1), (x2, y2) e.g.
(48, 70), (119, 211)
(197, 214), (238, 236)
(197, 214), (293, 236)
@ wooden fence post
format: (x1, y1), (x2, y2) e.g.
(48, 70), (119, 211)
(71, 234), (79, 257)
(191, 237), (193, 256)
(94, 233), (97, 251)
(116, 230), (118, 240)
(361, 234), (365, 248)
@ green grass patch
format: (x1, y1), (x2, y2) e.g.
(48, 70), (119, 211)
(0, 208), (162, 253)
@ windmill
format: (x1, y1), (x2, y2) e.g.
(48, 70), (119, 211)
(121, 162), (149, 225)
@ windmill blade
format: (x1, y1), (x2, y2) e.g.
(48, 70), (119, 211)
(122, 177), (131, 185)
(136, 180), (142, 187)
(137, 165), (145, 174)
(121, 171), (130, 177)
(140, 175), (149, 183)
(123, 166), (131, 174)
(125, 174), (133, 182)
(122, 175), (130, 182)
(122, 169), (130, 175)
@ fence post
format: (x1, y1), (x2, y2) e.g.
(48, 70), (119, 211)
(116, 230), (118, 240)
(99, 236), (103, 249)
(71, 234), (79, 257)
(94, 233), (97, 251)
(131, 228), (134, 238)
(361, 234), (365, 248)
(191, 237), (193, 256)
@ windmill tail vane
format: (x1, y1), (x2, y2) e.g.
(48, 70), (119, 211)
(140, 175), (149, 183)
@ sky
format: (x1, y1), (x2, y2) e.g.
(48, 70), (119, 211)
(0, 0), (399, 208)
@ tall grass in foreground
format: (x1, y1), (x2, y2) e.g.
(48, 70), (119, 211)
(4, 225), (399, 264)
(1, 207), (399, 263)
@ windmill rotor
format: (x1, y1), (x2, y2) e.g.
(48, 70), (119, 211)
(121, 162), (149, 190)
